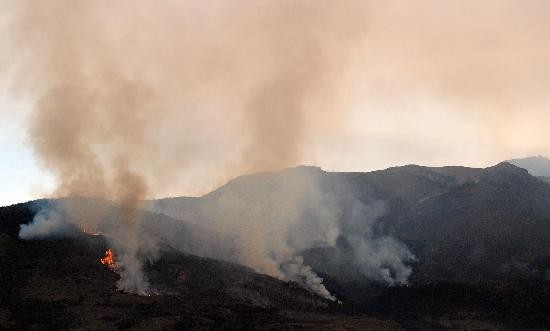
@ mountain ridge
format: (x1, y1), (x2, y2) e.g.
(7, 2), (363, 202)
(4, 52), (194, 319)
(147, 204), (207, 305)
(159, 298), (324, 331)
(3, 159), (550, 329)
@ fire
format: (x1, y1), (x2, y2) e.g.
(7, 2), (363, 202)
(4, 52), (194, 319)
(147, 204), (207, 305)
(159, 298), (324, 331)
(100, 249), (116, 269)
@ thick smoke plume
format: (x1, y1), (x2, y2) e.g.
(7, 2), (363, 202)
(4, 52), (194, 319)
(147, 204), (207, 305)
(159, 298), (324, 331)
(4, 0), (416, 298)
(4, 0), (369, 295)
(4, 0), (369, 195)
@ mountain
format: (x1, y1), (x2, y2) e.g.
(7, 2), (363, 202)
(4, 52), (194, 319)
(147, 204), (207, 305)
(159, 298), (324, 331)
(508, 155), (550, 177)
(392, 162), (550, 282)
(0, 201), (399, 330)
(148, 162), (550, 284)
(3, 161), (550, 329)
(146, 162), (550, 329)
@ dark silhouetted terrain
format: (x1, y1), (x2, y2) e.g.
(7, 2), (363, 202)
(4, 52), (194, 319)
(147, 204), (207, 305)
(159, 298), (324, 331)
(2, 161), (550, 329)
(148, 161), (550, 329)
(0, 201), (400, 330)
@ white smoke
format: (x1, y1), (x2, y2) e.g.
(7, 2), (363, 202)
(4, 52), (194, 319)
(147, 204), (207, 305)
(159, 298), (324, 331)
(338, 196), (416, 285)
(19, 199), (159, 295)
(20, 167), (417, 301)
(198, 167), (342, 300)
(346, 235), (415, 285)
(19, 207), (68, 239)
(155, 166), (417, 300)
(281, 256), (335, 301)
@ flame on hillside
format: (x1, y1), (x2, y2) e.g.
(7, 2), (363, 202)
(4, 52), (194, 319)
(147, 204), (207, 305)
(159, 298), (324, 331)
(100, 249), (116, 270)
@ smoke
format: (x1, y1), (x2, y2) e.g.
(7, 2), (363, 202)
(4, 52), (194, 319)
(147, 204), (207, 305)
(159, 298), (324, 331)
(4, 1), (550, 193)
(148, 166), (415, 299)
(5, 0), (550, 299)
(19, 198), (161, 294)
(3, 0), (369, 196)
(190, 167), (341, 299)
(337, 197), (415, 285)
(19, 169), (416, 300)
(346, 235), (415, 285)
(3, 0), (415, 298)
(2, 0), (370, 296)
(19, 204), (71, 239)
(281, 256), (335, 301)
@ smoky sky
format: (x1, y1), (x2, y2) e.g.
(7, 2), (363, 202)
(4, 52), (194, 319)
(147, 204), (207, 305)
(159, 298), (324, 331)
(2, 0), (550, 198)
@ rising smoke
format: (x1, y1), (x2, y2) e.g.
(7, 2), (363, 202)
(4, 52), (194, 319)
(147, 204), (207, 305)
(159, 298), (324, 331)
(3, 0), (416, 298)
(3, 0), (369, 295)
(144, 166), (416, 299)
(20, 198), (161, 295)
(4, 0), (369, 195)
(20, 167), (416, 300)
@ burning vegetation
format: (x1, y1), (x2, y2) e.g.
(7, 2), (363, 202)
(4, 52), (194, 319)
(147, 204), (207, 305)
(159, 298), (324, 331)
(100, 249), (116, 270)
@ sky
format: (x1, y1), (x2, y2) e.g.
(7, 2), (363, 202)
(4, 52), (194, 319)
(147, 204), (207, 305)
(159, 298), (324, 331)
(1, 0), (550, 205)
(0, 91), (54, 206)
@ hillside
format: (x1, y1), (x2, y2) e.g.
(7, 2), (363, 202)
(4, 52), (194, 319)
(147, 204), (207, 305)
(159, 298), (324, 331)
(146, 161), (550, 329)
(393, 163), (550, 282)
(148, 162), (550, 282)
(0, 201), (400, 330)
(3, 161), (550, 329)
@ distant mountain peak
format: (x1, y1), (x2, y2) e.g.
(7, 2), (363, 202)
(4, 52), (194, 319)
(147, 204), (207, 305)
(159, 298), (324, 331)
(507, 156), (550, 177)
(489, 161), (525, 170)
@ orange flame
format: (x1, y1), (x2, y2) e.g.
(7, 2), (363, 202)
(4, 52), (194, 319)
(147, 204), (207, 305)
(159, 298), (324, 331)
(100, 249), (116, 269)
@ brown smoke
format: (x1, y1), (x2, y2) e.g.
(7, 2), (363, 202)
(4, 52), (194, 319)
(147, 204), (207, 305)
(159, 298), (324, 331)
(5, 1), (550, 184)
(3, 0), (369, 199)
(3, 0), (370, 294)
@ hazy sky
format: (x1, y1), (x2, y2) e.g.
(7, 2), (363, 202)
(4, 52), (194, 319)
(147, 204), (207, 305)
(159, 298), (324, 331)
(1, 0), (550, 205)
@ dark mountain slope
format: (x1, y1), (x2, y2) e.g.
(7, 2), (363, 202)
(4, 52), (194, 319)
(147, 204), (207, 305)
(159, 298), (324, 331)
(0, 201), (398, 330)
(151, 162), (550, 284)
(343, 165), (481, 201)
(4, 161), (550, 329)
(299, 163), (550, 329)
(334, 165), (484, 224)
(146, 162), (550, 329)
(393, 163), (550, 282)
(147, 164), (486, 228)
